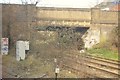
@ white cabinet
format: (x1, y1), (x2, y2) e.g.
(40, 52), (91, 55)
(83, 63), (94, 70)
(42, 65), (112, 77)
(16, 41), (29, 61)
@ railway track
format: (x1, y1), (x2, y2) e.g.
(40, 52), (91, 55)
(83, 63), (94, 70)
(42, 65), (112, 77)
(62, 63), (99, 78)
(61, 53), (120, 78)
(85, 54), (120, 66)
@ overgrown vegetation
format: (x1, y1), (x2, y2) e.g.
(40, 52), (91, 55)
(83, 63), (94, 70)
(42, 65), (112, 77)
(87, 27), (118, 60)
(35, 26), (85, 51)
(30, 26), (85, 64)
(3, 26), (85, 78)
(107, 27), (118, 50)
(57, 27), (84, 50)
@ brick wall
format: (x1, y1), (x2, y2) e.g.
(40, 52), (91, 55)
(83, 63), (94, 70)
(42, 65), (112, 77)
(2, 4), (36, 47)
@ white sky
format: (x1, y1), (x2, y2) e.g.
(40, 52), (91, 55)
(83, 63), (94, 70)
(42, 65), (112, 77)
(0, 0), (104, 8)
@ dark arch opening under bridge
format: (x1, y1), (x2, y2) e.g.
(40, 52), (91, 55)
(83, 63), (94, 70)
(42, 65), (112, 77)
(34, 26), (89, 34)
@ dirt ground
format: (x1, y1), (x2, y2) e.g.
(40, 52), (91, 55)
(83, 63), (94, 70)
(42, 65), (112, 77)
(2, 48), (78, 78)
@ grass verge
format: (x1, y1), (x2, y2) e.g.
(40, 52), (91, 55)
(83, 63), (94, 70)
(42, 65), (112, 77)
(87, 48), (118, 60)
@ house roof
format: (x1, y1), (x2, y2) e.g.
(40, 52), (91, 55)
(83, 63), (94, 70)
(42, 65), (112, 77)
(94, 1), (120, 11)
(94, 2), (114, 8)
(110, 4), (120, 11)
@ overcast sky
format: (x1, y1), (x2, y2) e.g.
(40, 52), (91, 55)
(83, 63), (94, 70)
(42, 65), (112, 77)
(0, 0), (106, 8)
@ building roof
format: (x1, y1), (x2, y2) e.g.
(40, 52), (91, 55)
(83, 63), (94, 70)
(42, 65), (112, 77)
(110, 4), (120, 11)
(94, 1), (120, 11)
(95, 2), (114, 9)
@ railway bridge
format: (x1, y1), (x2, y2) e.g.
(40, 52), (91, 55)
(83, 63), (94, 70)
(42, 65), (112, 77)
(2, 4), (118, 48)
(35, 7), (118, 48)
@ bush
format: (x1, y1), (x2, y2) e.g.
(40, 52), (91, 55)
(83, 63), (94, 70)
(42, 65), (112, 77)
(93, 27), (118, 51)
(58, 28), (84, 50)
(107, 27), (118, 50)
